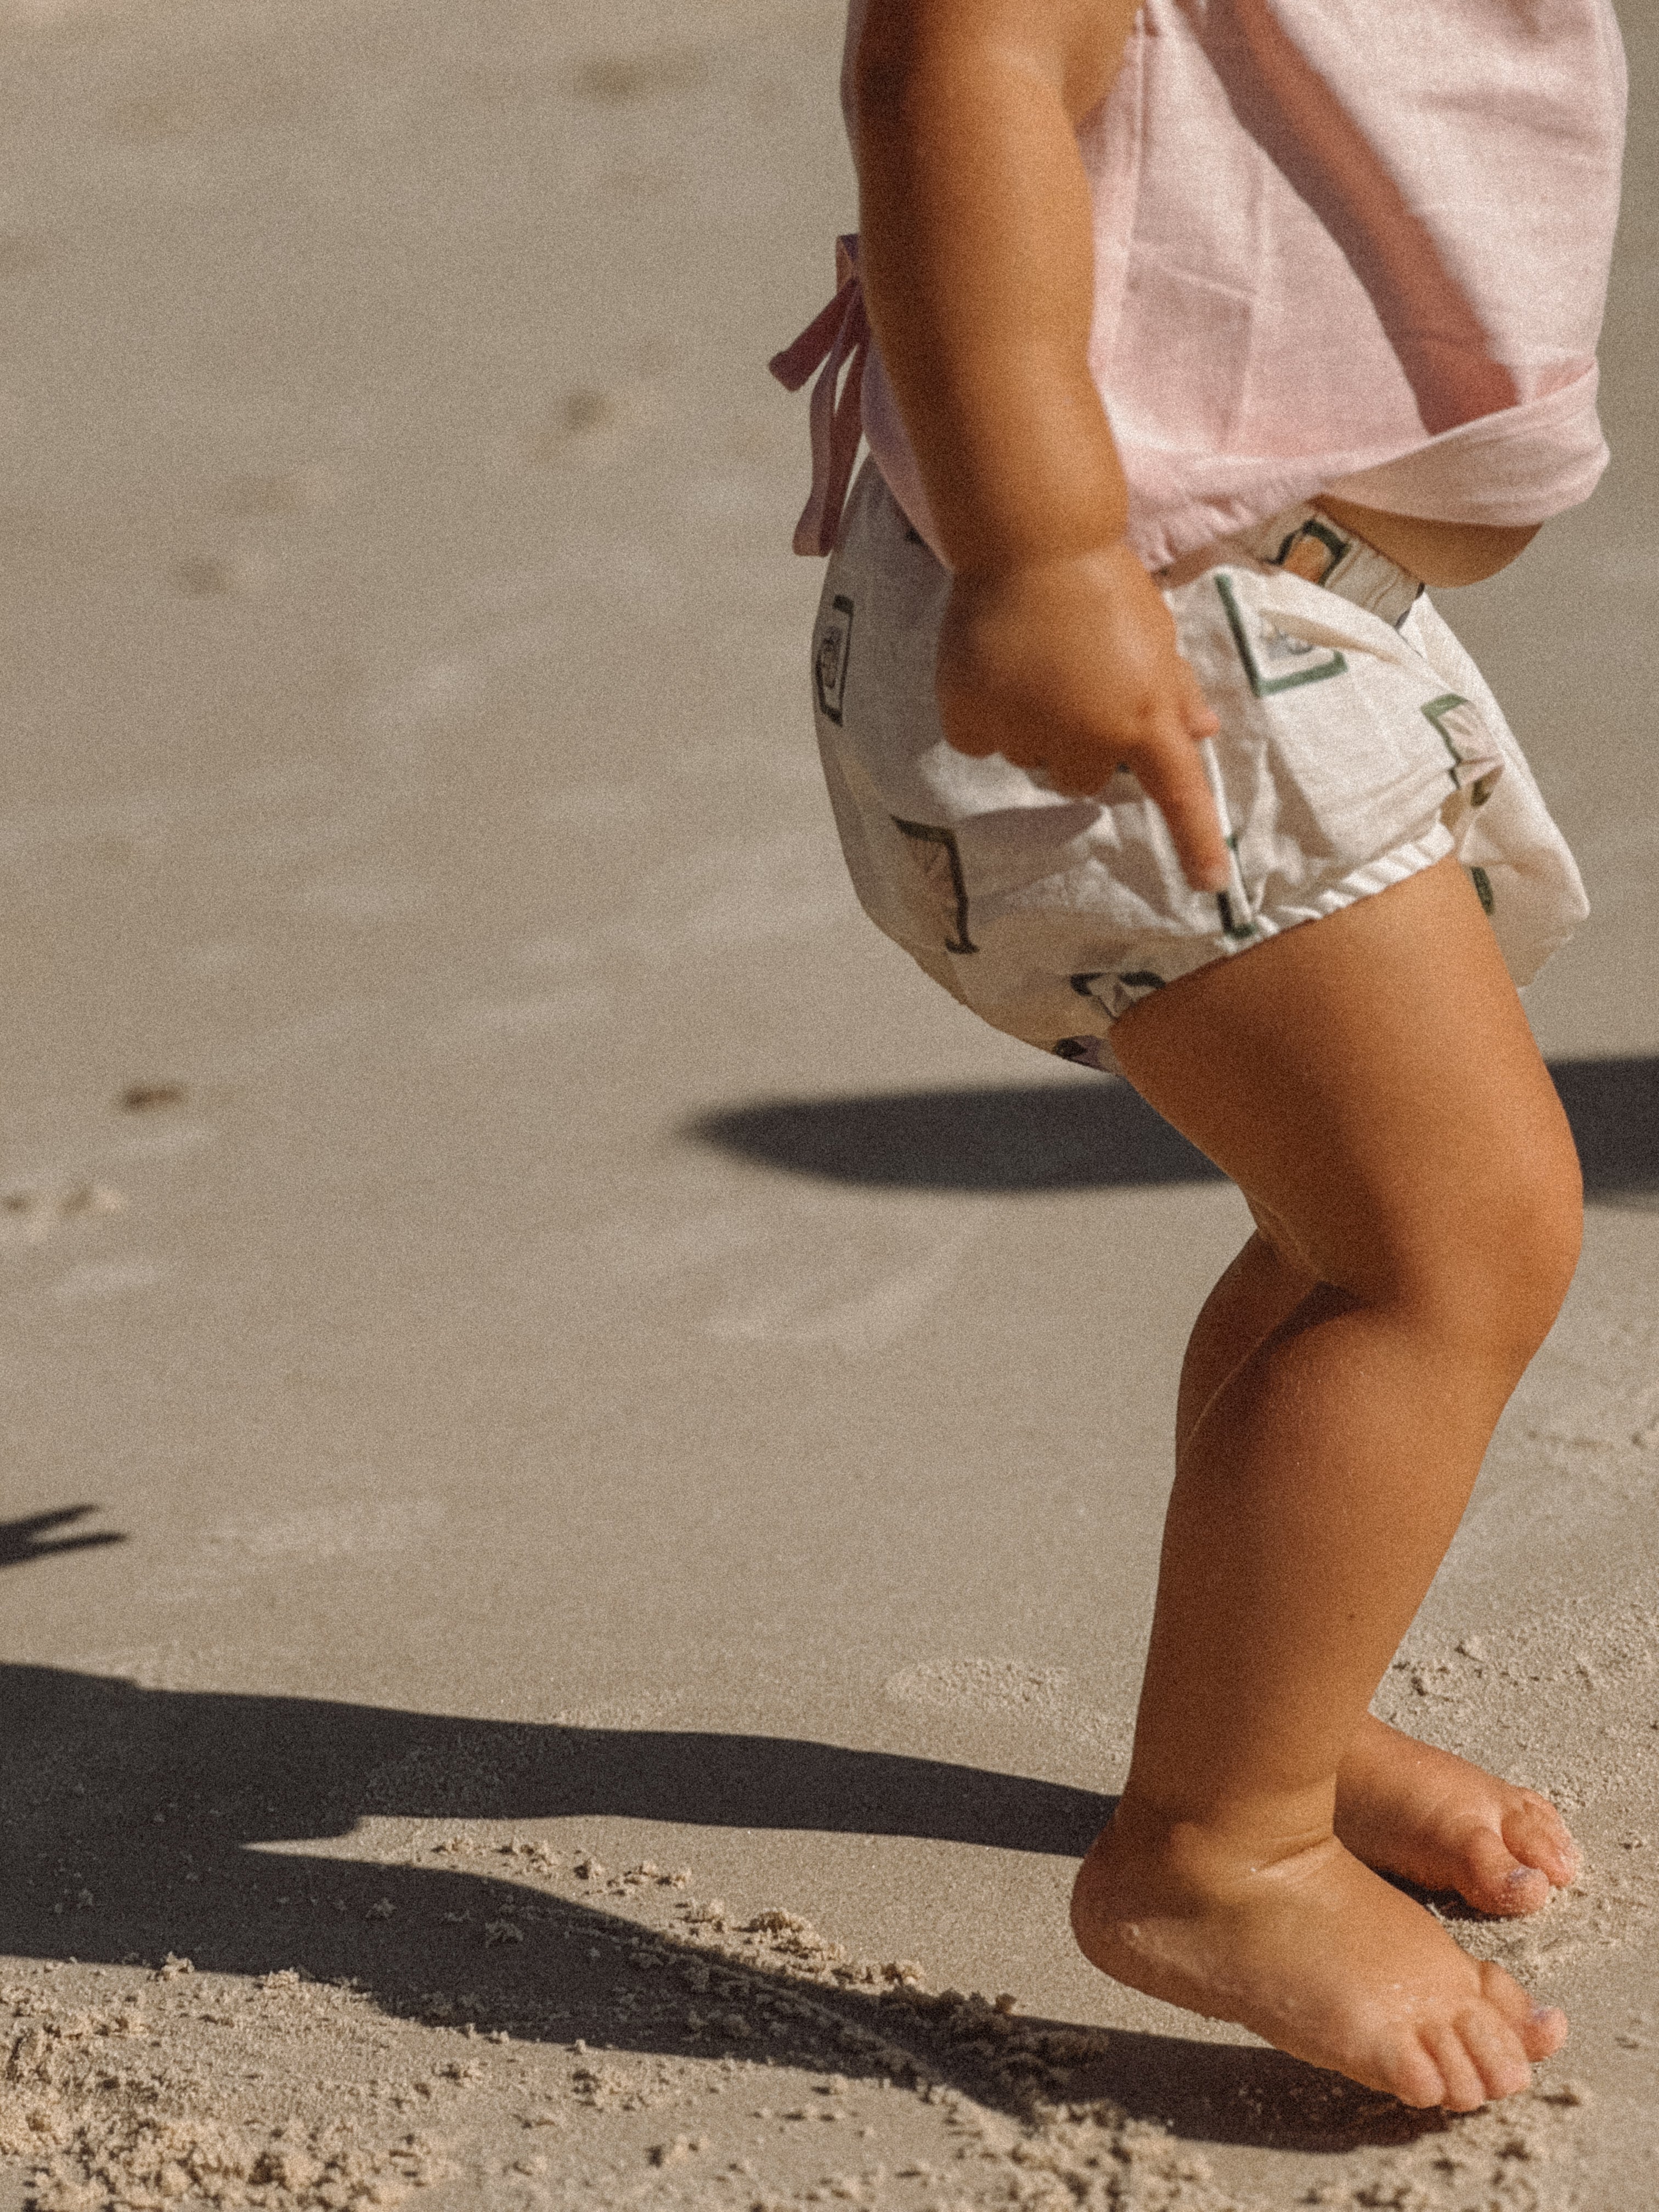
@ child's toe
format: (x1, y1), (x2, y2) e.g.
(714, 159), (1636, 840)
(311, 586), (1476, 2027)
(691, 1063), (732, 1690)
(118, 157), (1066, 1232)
(1503, 1793), (1580, 1884)
(1479, 1961), (1564, 2057)
(1419, 2024), (1488, 2111)
(1453, 2008), (1532, 2103)
(1463, 1827), (1550, 1915)
(1379, 2035), (1446, 2111)
(1520, 2003), (1569, 2061)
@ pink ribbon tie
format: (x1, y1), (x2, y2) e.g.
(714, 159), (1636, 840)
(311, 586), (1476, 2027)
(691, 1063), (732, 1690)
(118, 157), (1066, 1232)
(769, 234), (868, 557)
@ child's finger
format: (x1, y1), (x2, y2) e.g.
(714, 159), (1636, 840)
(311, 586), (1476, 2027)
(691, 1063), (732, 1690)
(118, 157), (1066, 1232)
(1176, 656), (1221, 738)
(1133, 732), (1231, 892)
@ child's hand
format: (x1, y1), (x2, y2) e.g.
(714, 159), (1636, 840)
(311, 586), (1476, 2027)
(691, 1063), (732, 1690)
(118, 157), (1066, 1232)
(938, 543), (1231, 894)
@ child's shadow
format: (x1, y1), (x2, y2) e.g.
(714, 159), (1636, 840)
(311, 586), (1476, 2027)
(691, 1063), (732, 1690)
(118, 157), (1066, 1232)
(688, 1053), (1659, 1203)
(1, 1662), (1452, 2154)
(0, 1504), (126, 1569)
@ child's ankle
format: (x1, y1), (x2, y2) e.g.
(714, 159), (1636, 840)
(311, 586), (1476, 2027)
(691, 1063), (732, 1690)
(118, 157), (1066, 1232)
(1109, 1781), (1338, 1875)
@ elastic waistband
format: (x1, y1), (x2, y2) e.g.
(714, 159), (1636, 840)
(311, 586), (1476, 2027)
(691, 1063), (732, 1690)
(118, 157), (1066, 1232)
(1227, 504), (1424, 629)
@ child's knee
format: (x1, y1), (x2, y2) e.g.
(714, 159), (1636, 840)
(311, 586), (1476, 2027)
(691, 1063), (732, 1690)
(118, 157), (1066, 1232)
(1380, 1137), (1582, 1370)
(1256, 1124), (1582, 1372)
(1467, 1160), (1581, 1360)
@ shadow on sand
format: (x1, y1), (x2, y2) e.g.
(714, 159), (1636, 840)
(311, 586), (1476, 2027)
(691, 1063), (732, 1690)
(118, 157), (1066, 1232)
(1, 1662), (1452, 2155)
(689, 1054), (1659, 1203)
(0, 1505), (127, 1570)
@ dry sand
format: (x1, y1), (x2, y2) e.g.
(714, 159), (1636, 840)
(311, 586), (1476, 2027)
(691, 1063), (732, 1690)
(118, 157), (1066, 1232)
(1, 0), (1656, 2205)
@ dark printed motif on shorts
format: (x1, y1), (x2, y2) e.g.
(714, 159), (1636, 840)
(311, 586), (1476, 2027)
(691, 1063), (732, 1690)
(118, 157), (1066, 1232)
(891, 818), (978, 955)
(1422, 693), (1498, 804)
(1066, 968), (1167, 1026)
(1269, 515), (1351, 585)
(1053, 1035), (1115, 1071)
(1215, 574), (1349, 697)
(815, 594), (854, 724)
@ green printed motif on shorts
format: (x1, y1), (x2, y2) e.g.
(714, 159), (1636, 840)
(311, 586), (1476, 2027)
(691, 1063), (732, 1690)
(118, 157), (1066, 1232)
(1421, 693), (1471, 764)
(1216, 891), (1258, 942)
(1215, 574), (1350, 697)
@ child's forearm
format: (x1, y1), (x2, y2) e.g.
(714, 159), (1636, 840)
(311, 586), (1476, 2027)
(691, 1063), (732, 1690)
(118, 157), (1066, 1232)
(853, 0), (1226, 891)
(854, 0), (1138, 577)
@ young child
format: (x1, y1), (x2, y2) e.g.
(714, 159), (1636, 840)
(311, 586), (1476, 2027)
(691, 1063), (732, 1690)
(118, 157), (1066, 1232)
(773, 0), (1627, 2113)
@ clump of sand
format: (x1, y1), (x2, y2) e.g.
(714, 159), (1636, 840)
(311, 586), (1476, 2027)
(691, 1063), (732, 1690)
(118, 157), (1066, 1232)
(1, 1984), (447, 2209)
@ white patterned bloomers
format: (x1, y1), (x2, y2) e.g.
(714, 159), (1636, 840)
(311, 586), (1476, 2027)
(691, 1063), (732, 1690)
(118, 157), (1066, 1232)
(811, 459), (1588, 1075)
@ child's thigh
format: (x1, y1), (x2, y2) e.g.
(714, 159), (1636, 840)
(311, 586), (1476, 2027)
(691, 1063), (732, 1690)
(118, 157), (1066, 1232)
(1109, 857), (1582, 1322)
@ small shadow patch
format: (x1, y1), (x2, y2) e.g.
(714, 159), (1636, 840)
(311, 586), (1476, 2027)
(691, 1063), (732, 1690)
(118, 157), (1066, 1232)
(687, 1082), (1223, 1195)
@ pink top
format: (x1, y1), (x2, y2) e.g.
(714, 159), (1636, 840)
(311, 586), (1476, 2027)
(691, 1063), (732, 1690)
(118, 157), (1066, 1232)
(776, 0), (1627, 569)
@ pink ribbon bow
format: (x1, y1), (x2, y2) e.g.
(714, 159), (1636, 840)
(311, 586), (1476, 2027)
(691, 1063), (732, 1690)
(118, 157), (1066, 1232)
(769, 234), (868, 557)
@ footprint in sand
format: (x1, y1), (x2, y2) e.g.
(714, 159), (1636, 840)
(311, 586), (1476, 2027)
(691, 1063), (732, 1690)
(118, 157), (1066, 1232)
(172, 551), (268, 599)
(52, 1257), (163, 1304)
(170, 470), (335, 599)
(105, 66), (313, 145)
(531, 342), (674, 465)
(290, 872), (430, 923)
(883, 1657), (1133, 1752)
(105, 89), (199, 145)
(1, 1183), (126, 1248)
(0, 233), (50, 279)
(433, 989), (612, 1047)
(121, 1081), (187, 1112)
(572, 49), (708, 106)
(561, 390), (614, 437)
(219, 465), (336, 518)
(531, 387), (627, 466)
(206, 1497), (447, 1565)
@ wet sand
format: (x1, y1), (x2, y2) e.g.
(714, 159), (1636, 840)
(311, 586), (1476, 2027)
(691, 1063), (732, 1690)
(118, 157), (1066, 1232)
(1, 0), (1656, 2205)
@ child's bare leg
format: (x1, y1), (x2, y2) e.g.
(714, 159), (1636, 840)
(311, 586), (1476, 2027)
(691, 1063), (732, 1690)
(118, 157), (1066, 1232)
(1173, 1228), (1313, 1451)
(1174, 1229), (1580, 1916)
(1072, 856), (1582, 2109)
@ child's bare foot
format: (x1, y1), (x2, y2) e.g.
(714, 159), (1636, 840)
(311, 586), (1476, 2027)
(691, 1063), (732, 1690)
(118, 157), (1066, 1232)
(1336, 1713), (1581, 1916)
(1071, 1803), (1568, 2110)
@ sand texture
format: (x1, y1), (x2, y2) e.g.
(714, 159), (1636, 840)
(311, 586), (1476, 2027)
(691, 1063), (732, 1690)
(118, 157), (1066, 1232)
(2, 0), (1657, 2205)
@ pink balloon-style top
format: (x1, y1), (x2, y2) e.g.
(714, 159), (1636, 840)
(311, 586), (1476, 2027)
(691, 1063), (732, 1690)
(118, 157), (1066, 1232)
(774, 0), (1627, 571)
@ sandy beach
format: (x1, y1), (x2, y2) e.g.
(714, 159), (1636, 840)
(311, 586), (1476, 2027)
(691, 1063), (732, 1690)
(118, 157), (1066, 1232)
(1, 0), (1656, 2205)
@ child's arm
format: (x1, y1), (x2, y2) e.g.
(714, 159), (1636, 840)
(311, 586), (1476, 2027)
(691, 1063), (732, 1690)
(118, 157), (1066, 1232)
(855, 0), (1229, 893)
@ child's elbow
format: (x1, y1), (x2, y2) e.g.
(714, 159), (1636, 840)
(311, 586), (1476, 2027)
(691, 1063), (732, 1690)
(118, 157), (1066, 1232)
(851, 4), (929, 130)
